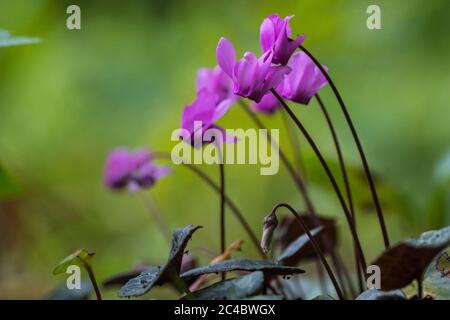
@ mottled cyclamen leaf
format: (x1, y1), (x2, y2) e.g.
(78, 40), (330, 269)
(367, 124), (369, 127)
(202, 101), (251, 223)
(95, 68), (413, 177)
(181, 259), (304, 279)
(118, 225), (201, 297)
(0, 30), (40, 47)
(276, 214), (336, 264)
(45, 281), (92, 300)
(371, 226), (450, 291)
(53, 248), (94, 275)
(187, 272), (264, 300)
(167, 225), (202, 274)
(356, 289), (406, 300)
(277, 226), (323, 265)
(118, 266), (165, 297)
(244, 294), (285, 300)
(423, 249), (450, 300)
(311, 295), (334, 300)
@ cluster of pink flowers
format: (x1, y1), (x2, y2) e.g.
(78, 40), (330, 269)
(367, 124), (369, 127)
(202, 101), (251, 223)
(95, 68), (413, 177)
(178, 14), (329, 147)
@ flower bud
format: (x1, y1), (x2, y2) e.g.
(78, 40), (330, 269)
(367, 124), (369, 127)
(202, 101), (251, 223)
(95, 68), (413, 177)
(261, 211), (278, 254)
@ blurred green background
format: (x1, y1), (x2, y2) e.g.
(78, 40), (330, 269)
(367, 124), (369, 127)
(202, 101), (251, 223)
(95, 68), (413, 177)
(0, 0), (449, 299)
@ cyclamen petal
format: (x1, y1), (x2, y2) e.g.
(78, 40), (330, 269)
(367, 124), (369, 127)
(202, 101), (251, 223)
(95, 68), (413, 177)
(260, 14), (305, 66)
(104, 149), (134, 189)
(262, 65), (291, 94)
(216, 37), (290, 103)
(196, 66), (234, 104)
(251, 92), (281, 114)
(216, 37), (235, 78)
(281, 51), (328, 105)
(104, 148), (170, 192)
(251, 82), (284, 114)
(179, 89), (236, 148)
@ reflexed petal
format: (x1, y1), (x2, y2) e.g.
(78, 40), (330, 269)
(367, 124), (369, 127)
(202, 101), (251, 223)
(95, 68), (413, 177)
(196, 68), (212, 93)
(104, 149), (133, 189)
(234, 52), (258, 96)
(251, 92), (281, 114)
(213, 98), (234, 122)
(260, 17), (275, 53)
(283, 51), (328, 105)
(216, 37), (235, 78)
(262, 65), (291, 94)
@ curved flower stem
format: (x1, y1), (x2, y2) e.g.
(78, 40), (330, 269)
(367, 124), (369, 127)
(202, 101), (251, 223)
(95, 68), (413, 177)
(239, 100), (348, 294)
(140, 192), (172, 243)
(315, 93), (363, 293)
(216, 144), (226, 281)
(152, 152), (266, 258)
(299, 45), (390, 249)
(316, 94), (355, 219)
(270, 203), (345, 300)
(281, 108), (306, 177)
(271, 88), (367, 272)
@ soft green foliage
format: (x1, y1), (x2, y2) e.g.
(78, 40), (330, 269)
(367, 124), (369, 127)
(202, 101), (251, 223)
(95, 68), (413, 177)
(0, 162), (20, 198)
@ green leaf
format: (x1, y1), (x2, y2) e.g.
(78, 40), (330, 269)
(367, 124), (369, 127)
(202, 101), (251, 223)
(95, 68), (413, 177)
(53, 248), (94, 275)
(0, 163), (21, 198)
(277, 226), (324, 265)
(371, 226), (450, 290)
(356, 289), (406, 300)
(187, 272), (264, 300)
(45, 281), (92, 300)
(423, 249), (450, 299)
(0, 30), (40, 47)
(181, 259), (304, 279)
(118, 225), (202, 297)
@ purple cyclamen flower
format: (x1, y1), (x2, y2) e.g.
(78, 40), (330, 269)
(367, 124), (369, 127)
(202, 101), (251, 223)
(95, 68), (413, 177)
(260, 14), (305, 66)
(196, 65), (235, 104)
(281, 51), (328, 105)
(216, 37), (291, 103)
(104, 148), (170, 192)
(179, 89), (235, 148)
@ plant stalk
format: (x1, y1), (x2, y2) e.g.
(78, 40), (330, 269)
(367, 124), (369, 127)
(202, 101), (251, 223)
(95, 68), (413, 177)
(271, 203), (345, 300)
(271, 89), (367, 272)
(239, 100), (348, 293)
(315, 93), (363, 292)
(299, 45), (390, 249)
